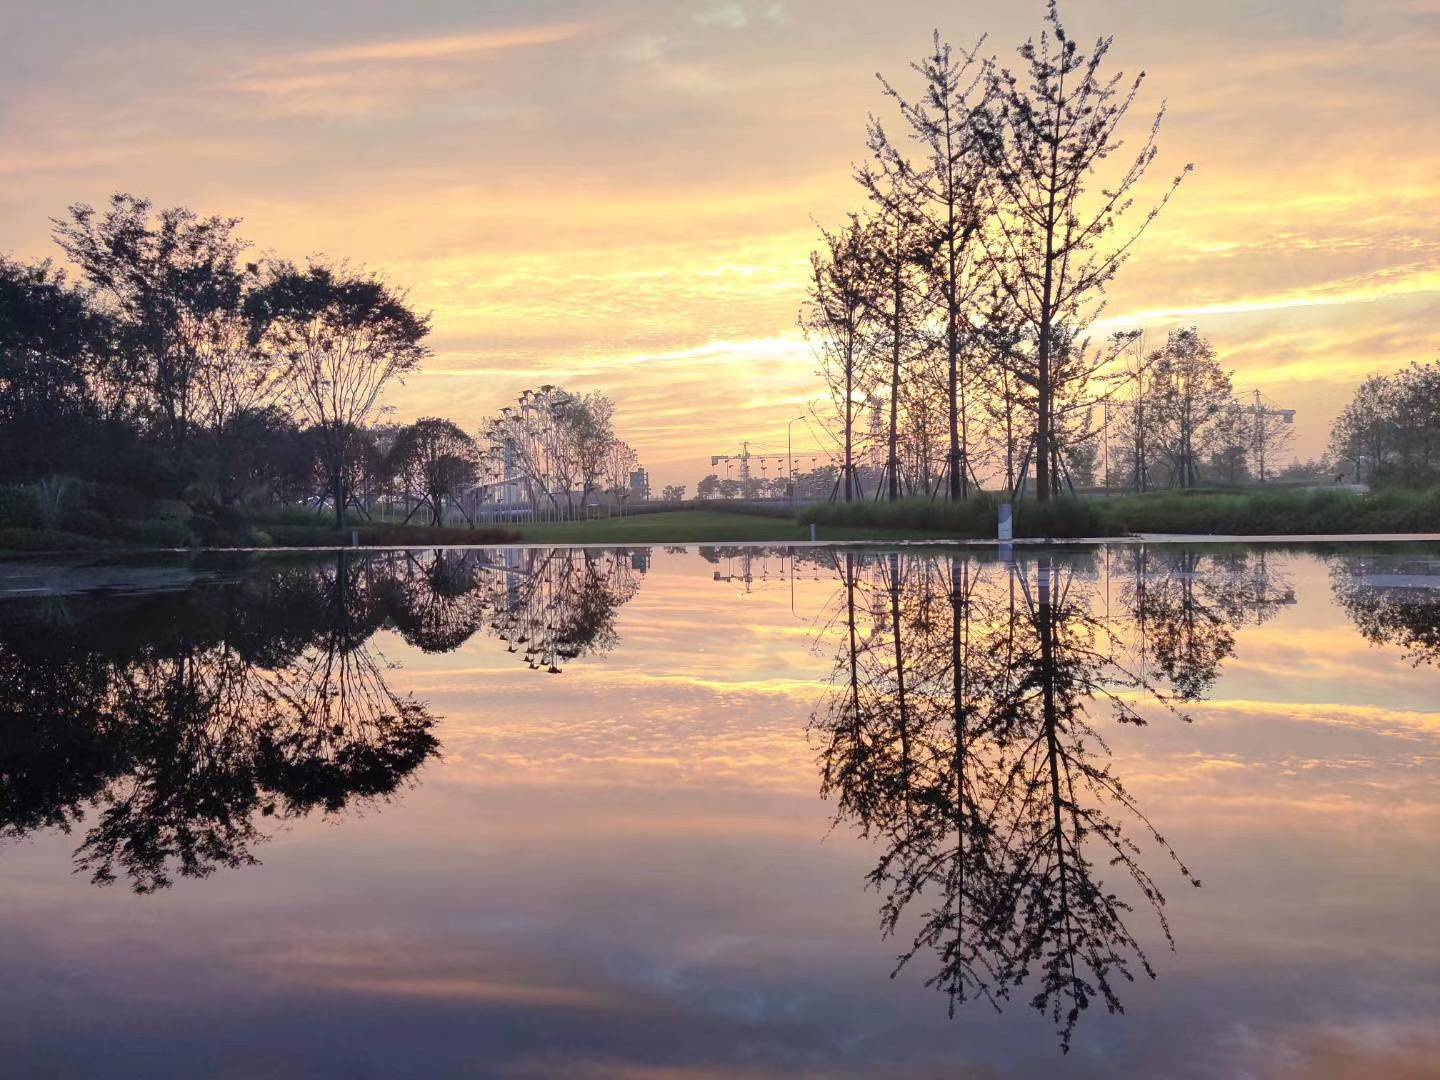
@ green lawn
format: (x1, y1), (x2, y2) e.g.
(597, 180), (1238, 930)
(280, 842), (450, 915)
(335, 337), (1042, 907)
(513, 510), (954, 545)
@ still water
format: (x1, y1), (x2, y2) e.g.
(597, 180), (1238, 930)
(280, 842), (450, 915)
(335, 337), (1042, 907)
(0, 544), (1436, 1078)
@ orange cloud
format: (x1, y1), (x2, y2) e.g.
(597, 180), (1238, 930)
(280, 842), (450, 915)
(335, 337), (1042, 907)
(287, 23), (592, 66)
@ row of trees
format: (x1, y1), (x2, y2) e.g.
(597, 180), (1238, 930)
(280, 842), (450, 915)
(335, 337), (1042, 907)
(730, 324), (1298, 499)
(1, 194), (647, 528)
(805, 3), (1192, 502)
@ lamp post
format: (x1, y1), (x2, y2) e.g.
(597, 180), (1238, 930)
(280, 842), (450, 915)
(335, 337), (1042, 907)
(787, 415), (806, 509)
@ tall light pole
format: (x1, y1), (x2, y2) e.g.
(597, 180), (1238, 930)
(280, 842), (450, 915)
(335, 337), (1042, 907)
(788, 415), (806, 509)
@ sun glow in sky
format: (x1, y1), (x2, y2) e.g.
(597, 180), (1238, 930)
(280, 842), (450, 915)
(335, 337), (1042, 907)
(4, 0), (1438, 485)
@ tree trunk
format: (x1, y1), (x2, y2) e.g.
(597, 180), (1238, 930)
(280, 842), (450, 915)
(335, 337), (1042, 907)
(844, 348), (855, 503)
(888, 249), (902, 503)
(1035, 320), (1052, 502)
(332, 457), (345, 529)
(947, 275), (963, 501)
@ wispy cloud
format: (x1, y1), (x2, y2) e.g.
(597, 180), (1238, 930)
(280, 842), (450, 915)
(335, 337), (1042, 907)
(289, 23), (590, 66)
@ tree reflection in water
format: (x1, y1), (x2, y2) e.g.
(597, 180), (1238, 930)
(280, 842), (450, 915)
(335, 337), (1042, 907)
(1329, 551), (1440, 666)
(812, 547), (1291, 1050)
(0, 547), (644, 892)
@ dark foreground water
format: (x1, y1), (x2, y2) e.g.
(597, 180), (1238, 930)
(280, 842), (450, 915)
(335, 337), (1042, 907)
(0, 544), (1437, 1079)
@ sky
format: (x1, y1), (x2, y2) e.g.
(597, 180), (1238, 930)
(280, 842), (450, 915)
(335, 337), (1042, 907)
(3, 0), (1439, 487)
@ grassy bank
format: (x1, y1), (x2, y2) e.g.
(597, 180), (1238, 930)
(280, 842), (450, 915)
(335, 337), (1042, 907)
(800, 487), (1440, 537)
(0, 484), (518, 554)
(8, 486), (1440, 557)
(514, 510), (954, 544)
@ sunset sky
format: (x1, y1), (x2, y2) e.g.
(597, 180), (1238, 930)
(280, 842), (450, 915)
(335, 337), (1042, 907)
(4, 0), (1439, 485)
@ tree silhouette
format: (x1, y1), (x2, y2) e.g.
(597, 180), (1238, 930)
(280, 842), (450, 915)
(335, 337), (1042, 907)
(0, 545), (649, 892)
(811, 550), (1253, 1050)
(0, 552), (433, 892)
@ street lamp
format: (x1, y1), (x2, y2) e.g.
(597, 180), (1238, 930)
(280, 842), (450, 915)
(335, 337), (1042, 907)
(787, 414), (806, 509)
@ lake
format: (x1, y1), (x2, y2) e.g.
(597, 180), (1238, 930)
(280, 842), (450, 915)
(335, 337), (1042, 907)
(1, 544), (1436, 1078)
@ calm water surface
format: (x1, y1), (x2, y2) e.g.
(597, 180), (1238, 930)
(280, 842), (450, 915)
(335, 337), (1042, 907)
(0, 544), (1437, 1078)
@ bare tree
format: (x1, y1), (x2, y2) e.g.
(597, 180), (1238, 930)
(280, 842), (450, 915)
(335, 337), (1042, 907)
(804, 217), (878, 502)
(482, 386), (627, 518)
(604, 439), (639, 514)
(982, 3), (1190, 500)
(873, 34), (993, 500)
(857, 132), (933, 502)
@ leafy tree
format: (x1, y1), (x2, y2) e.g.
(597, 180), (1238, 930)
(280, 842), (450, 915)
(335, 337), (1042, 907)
(1145, 329), (1233, 488)
(1329, 375), (1394, 484)
(0, 257), (113, 482)
(390, 418), (479, 524)
(52, 194), (249, 464)
(248, 259), (429, 526)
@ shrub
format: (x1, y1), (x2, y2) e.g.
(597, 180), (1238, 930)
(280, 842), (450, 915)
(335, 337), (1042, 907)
(1016, 496), (1110, 538)
(0, 486), (40, 529)
(31, 476), (79, 528)
(153, 498), (194, 521)
(798, 486), (1440, 538)
(0, 527), (106, 552)
(59, 508), (116, 538)
(116, 518), (194, 547)
(79, 481), (154, 521)
(801, 494), (1000, 535)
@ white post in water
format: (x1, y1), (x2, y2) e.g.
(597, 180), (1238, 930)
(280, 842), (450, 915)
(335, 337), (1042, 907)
(809, 523), (817, 541)
(997, 502), (1014, 543)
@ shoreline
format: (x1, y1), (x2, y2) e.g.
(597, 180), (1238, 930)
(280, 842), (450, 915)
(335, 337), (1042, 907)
(4, 530), (1440, 562)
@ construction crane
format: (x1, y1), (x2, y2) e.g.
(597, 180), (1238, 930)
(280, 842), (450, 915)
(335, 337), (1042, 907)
(1244, 389), (1296, 482)
(711, 441), (833, 496)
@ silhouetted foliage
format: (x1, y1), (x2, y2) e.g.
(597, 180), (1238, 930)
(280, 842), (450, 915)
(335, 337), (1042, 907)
(0, 546), (646, 891)
(247, 259), (430, 526)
